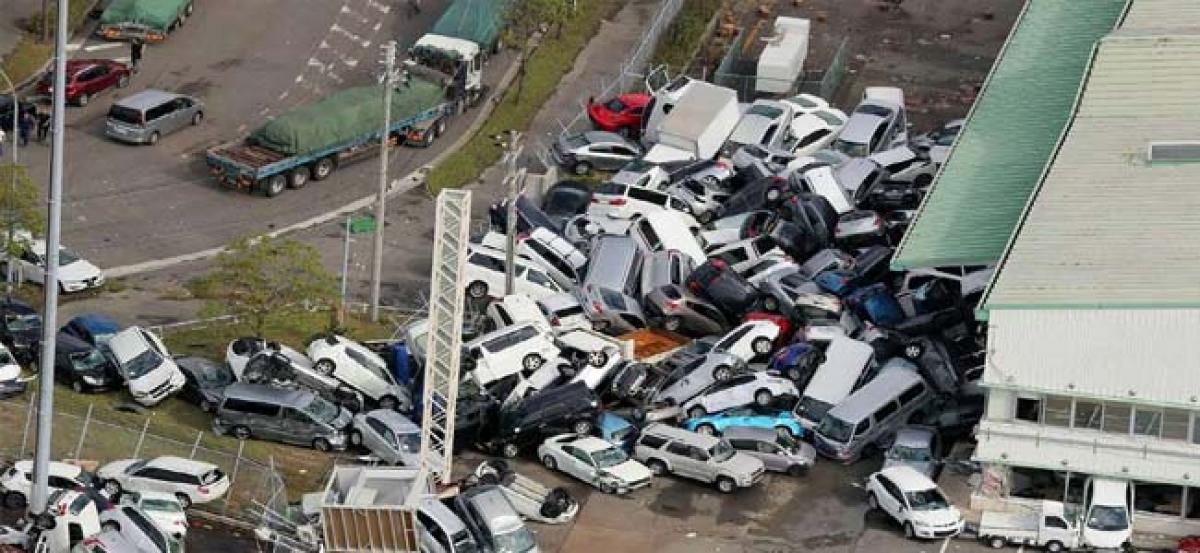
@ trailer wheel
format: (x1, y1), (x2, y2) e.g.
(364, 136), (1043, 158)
(288, 168), (309, 189)
(312, 157), (336, 181)
(263, 174), (286, 197)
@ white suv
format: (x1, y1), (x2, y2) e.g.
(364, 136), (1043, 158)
(97, 456), (230, 507)
(866, 466), (964, 540)
(109, 326), (185, 406)
(306, 334), (410, 411)
(712, 320), (780, 363)
(465, 244), (567, 301)
(681, 372), (798, 419)
(463, 322), (561, 387)
(0, 460), (97, 509)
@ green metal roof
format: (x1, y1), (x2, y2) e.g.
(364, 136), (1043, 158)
(890, 0), (1128, 270)
(983, 3), (1200, 314)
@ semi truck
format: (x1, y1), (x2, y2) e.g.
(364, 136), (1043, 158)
(409, 0), (514, 107)
(205, 71), (453, 197)
(97, 0), (195, 42)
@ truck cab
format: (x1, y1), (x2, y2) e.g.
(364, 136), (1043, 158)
(410, 34), (483, 104)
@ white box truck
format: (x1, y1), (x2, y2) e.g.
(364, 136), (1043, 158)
(642, 83), (740, 165)
(756, 17), (810, 95)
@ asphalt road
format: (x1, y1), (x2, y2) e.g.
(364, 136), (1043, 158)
(18, 0), (507, 270)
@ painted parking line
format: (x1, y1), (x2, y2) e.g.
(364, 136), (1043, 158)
(938, 537), (951, 553)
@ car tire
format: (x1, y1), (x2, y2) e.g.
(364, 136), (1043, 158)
(754, 389), (773, 407)
(867, 492), (879, 511)
(588, 351), (608, 367)
(501, 443), (520, 459)
(646, 459), (667, 476)
(542, 455), (557, 470)
(232, 426), (251, 440)
(1045, 540), (1064, 552)
(903, 522), (915, 540)
(314, 359), (335, 375)
(715, 477), (736, 494)
(104, 479), (122, 496)
(762, 296), (779, 312)
(573, 162), (591, 176)
(712, 365), (732, 382)
(147, 131), (160, 146)
(191, 111), (203, 126)
(599, 481), (617, 495)
(687, 405), (706, 419)
(313, 438), (332, 452)
(288, 168), (309, 189)
(751, 337), (772, 355)
(662, 316), (682, 332)
(175, 493), (192, 509)
(695, 424), (716, 436)
(467, 281), (488, 299)
(71, 379), (85, 394)
(3, 491), (26, 510)
(312, 157), (336, 180)
(787, 464), (807, 477)
(914, 174), (933, 188)
(102, 520), (120, 533)
(77, 93), (90, 107)
(263, 174), (287, 197)
(698, 210), (714, 225)
(986, 536), (1005, 549)
(572, 420), (593, 435)
(379, 395), (399, 411)
(117, 74), (130, 88)
(903, 342), (925, 360)
(349, 430), (363, 447)
(522, 353), (543, 372)
(765, 187), (781, 203)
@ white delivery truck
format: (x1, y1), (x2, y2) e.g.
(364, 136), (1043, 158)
(977, 500), (1080, 551)
(756, 17), (810, 95)
(642, 82), (740, 165)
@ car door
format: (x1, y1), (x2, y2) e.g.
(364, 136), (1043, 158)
(562, 445), (595, 482)
(703, 375), (755, 412)
(685, 445), (714, 482)
(279, 407), (315, 446)
(366, 416), (399, 463)
(17, 247), (44, 284)
(167, 98), (192, 132)
(876, 475), (905, 520)
(664, 441), (695, 478)
(130, 467), (167, 494)
(756, 440), (787, 472)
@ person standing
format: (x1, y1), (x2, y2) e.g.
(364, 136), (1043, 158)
(130, 39), (144, 72)
(0, 127), (6, 159)
(17, 111), (33, 147)
(35, 106), (50, 144)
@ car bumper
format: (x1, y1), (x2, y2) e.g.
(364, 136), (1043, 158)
(0, 380), (26, 399)
(61, 274), (105, 293)
(912, 521), (963, 539)
(105, 123), (150, 144)
(613, 477), (652, 494)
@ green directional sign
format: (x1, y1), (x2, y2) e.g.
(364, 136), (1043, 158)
(349, 215), (377, 235)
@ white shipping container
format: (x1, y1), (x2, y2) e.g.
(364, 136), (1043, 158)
(756, 17), (811, 95)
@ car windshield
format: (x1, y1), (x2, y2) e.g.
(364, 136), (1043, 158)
(833, 139), (869, 158)
(905, 488), (950, 511)
(399, 432), (421, 453)
(813, 110), (843, 126)
(108, 105), (143, 125)
(592, 446), (628, 468)
(710, 440), (736, 462)
(605, 98), (626, 112)
(795, 396), (833, 423)
(889, 445), (932, 462)
(58, 248), (81, 266)
(1087, 505), (1129, 532)
(748, 104), (784, 119)
(302, 396), (341, 424)
(70, 349), (108, 372)
(564, 135), (589, 149)
(142, 498), (183, 514)
(123, 349), (163, 380)
(196, 365), (234, 386)
(493, 527), (537, 553)
(856, 104), (893, 117)
(816, 416), (854, 443)
(5, 312), (39, 331)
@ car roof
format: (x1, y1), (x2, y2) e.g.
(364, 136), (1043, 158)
(174, 355), (225, 375)
(56, 331), (95, 353)
(463, 486), (523, 531)
(538, 292), (580, 310)
(723, 426), (778, 441)
(582, 130), (626, 144)
(13, 459), (83, 476)
(365, 409), (419, 433)
(642, 423), (720, 446)
(834, 158), (881, 184)
(145, 456), (216, 474)
(68, 313), (120, 332)
(838, 112), (887, 144)
(113, 89), (186, 111)
(892, 425), (937, 448)
(222, 381), (314, 407)
(878, 465), (937, 491)
(825, 360), (923, 422)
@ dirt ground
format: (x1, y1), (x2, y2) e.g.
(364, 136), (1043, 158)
(704, 0), (1024, 131)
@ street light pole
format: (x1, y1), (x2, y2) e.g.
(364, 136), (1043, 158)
(30, 0), (67, 518)
(370, 40), (397, 323)
(502, 131), (522, 296)
(0, 69), (20, 294)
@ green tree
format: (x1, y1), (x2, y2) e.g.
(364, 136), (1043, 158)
(194, 235), (337, 337)
(0, 163), (47, 263)
(505, 0), (571, 102)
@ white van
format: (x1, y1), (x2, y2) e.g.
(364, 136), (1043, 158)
(486, 295), (551, 333)
(588, 182), (697, 226)
(517, 228), (588, 288)
(109, 326), (185, 406)
(629, 211), (706, 265)
(792, 336), (874, 429)
(463, 322), (561, 387)
(464, 244), (567, 301)
(1082, 478), (1132, 550)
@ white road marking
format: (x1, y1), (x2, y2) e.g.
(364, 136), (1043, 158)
(373, 21), (382, 32)
(294, 75), (304, 83)
(318, 40), (331, 50)
(66, 42), (84, 52)
(278, 91), (289, 100)
(326, 71), (344, 84)
(306, 58), (328, 73)
(339, 55), (359, 68)
(330, 24), (370, 49)
(339, 5), (370, 25)
(938, 537), (951, 553)
(365, 0), (390, 14)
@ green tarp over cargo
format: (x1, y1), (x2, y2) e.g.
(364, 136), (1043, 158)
(247, 78), (444, 157)
(431, 0), (514, 47)
(100, 0), (190, 32)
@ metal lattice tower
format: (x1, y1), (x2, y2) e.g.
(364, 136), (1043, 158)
(413, 189), (471, 493)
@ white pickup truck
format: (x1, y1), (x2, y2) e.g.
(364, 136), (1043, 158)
(977, 500), (1080, 551)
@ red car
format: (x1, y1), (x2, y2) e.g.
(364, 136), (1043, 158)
(37, 59), (132, 107)
(587, 93), (650, 137)
(1180, 536), (1200, 553)
(743, 311), (794, 345)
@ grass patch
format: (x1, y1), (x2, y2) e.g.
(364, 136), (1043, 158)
(648, 0), (723, 72)
(1, 0), (100, 87)
(425, 0), (622, 194)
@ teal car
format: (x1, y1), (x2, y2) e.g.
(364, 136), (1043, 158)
(684, 407), (804, 439)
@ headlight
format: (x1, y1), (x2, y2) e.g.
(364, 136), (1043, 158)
(83, 375), (106, 385)
(132, 390), (149, 398)
(512, 427), (521, 433)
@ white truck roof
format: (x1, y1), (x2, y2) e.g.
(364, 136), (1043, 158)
(757, 17), (810, 94)
(414, 34), (481, 58)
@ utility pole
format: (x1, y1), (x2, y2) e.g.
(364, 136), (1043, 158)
(370, 40), (397, 323)
(0, 68), (18, 294)
(502, 131), (522, 295)
(30, 0), (67, 518)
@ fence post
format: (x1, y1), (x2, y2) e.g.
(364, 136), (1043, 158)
(73, 404), (94, 460)
(230, 439), (245, 487)
(189, 431), (203, 459)
(133, 419), (151, 459)
(19, 397), (35, 458)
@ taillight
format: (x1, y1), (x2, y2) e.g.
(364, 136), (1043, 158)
(711, 259), (727, 270)
(665, 300), (681, 309)
(198, 486), (209, 494)
(609, 198), (627, 206)
(592, 301), (604, 313)
(715, 161), (729, 169)
(550, 316), (560, 325)
(591, 198), (601, 203)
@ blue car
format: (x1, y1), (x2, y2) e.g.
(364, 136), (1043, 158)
(769, 342), (824, 386)
(596, 412), (638, 451)
(60, 313), (120, 350)
(684, 407), (804, 439)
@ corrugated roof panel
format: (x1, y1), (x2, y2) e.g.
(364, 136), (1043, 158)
(985, 33), (1200, 309)
(891, 0), (1127, 270)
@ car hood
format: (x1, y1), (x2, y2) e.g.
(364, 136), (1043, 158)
(127, 360), (178, 391)
(1082, 526), (1130, 549)
(97, 459), (140, 480)
(910, 507), (961, 528)
(0, 363), (19, 382)
(602, 460), (652, 483)
(719, 452), (764, 475)
(58, 259), (103, 283)
(882, 458), (935, 479)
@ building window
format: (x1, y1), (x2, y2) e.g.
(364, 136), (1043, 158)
(1162, 409), (1190, 441)
(1073, 400), (1103, 430)
(1192, 414), (1200, 445)
(1134, 482), (1183, 517)
(1133, 408), (1163, 437)
(1010, 467), (1067, 502)
(1103, 403), (1132, 435)
(1015, 397), (1042, 423)
(1043, 396), (1072, 427)
(1187, 488), (1200, 520)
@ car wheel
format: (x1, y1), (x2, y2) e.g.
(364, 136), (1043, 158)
(687, 405), (706, 419)
(3, 491), (27, 510)
(914, 174), (933, 188)
(588, 351), (608, 367)
(646, 459), (667, 476)
(522, 353), (543, 371)
(232, 426), (251, 440)
(765, 187), (781, 202)
(787, 464), (807, 477)
(71, 379), (85, 394)
(467, 281), (488, 299)
(1044, 540), (1064, 552)
(903, 342), (925, 360)
(572, 420), (593, 435)
(312, 156), (336, 180)
(174, 493), (192, 509)
(147, 131), (160, 146)
(698, 210), (714, 224)
(117, 74), (130, 88)
(762, 296), (779, 312)
(379, 395), (399, 411)
(703, 176), (719, 187)
(573, 161), (591, 176)
(191, 111), (204, 126)
(104, 479), (122, 495)
(102, 520), (120, 533)
(349, 430), (363, 447)
(902, 522), (915, 539)
(695, 424), (716, 436)
(712, 365), (732, 382)
(867, 492), (879, 511)
(313, 438), (332, 452)
(501, 443), (520, 458)
(542, 455), (557, 470)
(754, 389), (773, 407)
(263, 174), (286, 197)
(314, 359), (335, 375)
(715, 477), (736, 494)
(662, 316), (682, 332)
(751, 337), (772, 355)
(77, 93), (90, 107)
(986, 536), (1006, 549)
(288, 168), (309, 189)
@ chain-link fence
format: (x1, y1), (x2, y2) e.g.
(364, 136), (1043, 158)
(715, 36), (851, 101)
(0, 396), (288, 523)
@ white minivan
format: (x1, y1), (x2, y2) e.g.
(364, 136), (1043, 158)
(463, 322), (561, 387)
(464, 244), (568, 301)
(109, 326), (185, 406)
(629, 211), (706, 265)
(792, 336), (874, 429)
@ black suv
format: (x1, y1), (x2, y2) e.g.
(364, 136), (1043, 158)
(484, 382), (600, 458)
